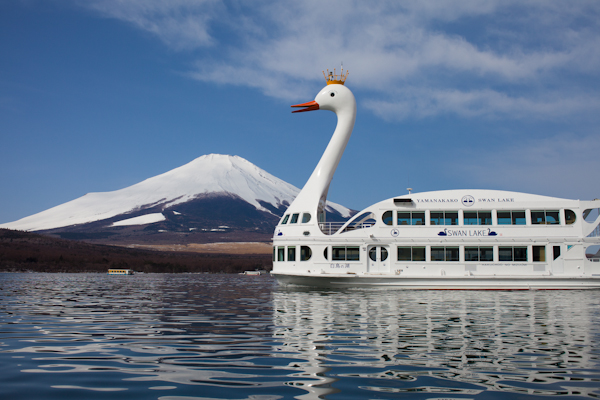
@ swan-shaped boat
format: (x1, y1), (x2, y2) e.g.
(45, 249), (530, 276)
(271, 68), (600, 289)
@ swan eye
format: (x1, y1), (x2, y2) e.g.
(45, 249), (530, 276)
(330, 92), (335, 97)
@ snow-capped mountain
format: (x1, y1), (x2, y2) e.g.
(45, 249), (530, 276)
(0, 154), (353, 233)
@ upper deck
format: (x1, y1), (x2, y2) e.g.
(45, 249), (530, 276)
(276, 189), (600, 240)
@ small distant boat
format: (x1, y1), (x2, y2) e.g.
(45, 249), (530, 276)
(242, 270), (267, 276)
(107, 269), (134, 275)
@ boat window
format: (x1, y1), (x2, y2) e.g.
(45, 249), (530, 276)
(397, 212), (410, 225)
(413, 247), (426, 261)
(532, 210), (560, 225)
(301, 246), (312, 261)
(381, 247), (388, 261)
(397, 211), (424, 226)
(431, 247), (445, 261)
(586, 244), (600, 260)
(497, 211), (511, 225)
(272, 247), (276, 262)
(302, 213), (311, 223)
(287, 246), (296, 262)
(565, 209), (576, 225)
(347, 247), (360, 261)
(546, 211), (560, 225)
(397, 247), (411, 261)
(281, 214), (290, 225)
(499, 247), (512, 261)
(332, 246), (360, 261)
(533, 246), (546, 262)
(332, 246), (345, 261)
(290, 213), (299, 224)
(531, 211), (545, 224)
(324, 247), (328, 260)
(465, 247), (478, 261)
(431, 246), (459, 262)
(480, 247), (493, 261)
(382, 211), (393, 226)
(584, 208), (600, 223)
(398, 246), (426, 261)
(499, 210), (526, 225)
(446, 247), (459, 261)
(553, 246), (561, 260)
(430, 211), (458, 226)
(499, 246), (527, 262)
(430, 212), (442, 226)
(465, 247), (493, 261)
(369, 247), (377, 262)
(464, 211), (491, 225)
(412, 212), (425, 225)
(277, 246), (285, 261)
(512, 211), (526, 225)
(514, 247), (527, 261)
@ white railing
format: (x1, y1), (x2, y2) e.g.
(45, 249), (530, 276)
(319, 222), (345, 235)
(319, 221), (375, 235)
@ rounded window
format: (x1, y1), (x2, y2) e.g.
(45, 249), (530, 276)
(323, 247), (328, 260)
(382, 211), (393, 226)
(301, 246), (312, 261)
(565, 209), (576, 225)
(369, 247), (377, 261)
(381, 247), (389, 261)
(302, 213), (311, 223)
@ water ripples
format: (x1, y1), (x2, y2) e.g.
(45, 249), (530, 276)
(1, 273), (600, 399)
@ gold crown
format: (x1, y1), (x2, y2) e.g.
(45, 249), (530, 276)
(323, 67), (348, 85)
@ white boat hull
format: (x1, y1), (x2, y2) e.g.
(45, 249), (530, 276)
(272, 272), (600, 290)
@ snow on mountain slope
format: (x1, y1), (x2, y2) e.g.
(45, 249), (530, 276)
(0, 154), (352, 231)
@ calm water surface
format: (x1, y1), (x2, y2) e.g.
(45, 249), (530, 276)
(1, 273), (599, 399)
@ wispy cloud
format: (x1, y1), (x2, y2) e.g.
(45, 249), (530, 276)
(80, 0), (222, 50)
(76, 0), (600, 121)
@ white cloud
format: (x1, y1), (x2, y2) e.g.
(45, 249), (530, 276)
(364, 88), (600, 120)
(77, 0), (600, 120)
(80, 0), (222, 50)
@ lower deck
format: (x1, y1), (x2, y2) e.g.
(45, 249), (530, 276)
(272, 240), (600, 287)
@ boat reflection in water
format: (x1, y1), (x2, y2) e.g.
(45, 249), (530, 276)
(272, 287), (600, 398)
(2, 274), (599, 399)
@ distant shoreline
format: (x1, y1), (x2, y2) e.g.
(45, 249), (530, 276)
(0, 229), (272, 274)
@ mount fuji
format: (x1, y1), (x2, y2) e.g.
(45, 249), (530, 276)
(0, 154), (353, 242)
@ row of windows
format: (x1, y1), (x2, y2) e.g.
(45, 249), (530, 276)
(274, 245), (361, 262)
(280, 212), (311, 225)
(398, 245), (558, 262)
(382, 209), (575, 226)
(274, 245), (559, 263)
(274, 246), (313, 262)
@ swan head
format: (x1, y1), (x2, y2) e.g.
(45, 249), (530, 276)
(291, 84), (355, 114)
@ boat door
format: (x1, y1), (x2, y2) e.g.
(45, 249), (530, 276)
(551, 245), (564, 274)
(368, 245), (390, 273)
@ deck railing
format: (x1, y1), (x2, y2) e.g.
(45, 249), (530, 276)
(319, 221), (375, 235)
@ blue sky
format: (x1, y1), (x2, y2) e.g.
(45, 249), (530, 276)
(1, 0), (600, 224)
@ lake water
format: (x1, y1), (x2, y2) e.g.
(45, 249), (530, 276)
(1, 273), (600, 400)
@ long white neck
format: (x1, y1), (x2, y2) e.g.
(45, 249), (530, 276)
(284, 85), (356, 225)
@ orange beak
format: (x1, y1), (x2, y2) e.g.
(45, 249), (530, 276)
(291, 100), (319, 113)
